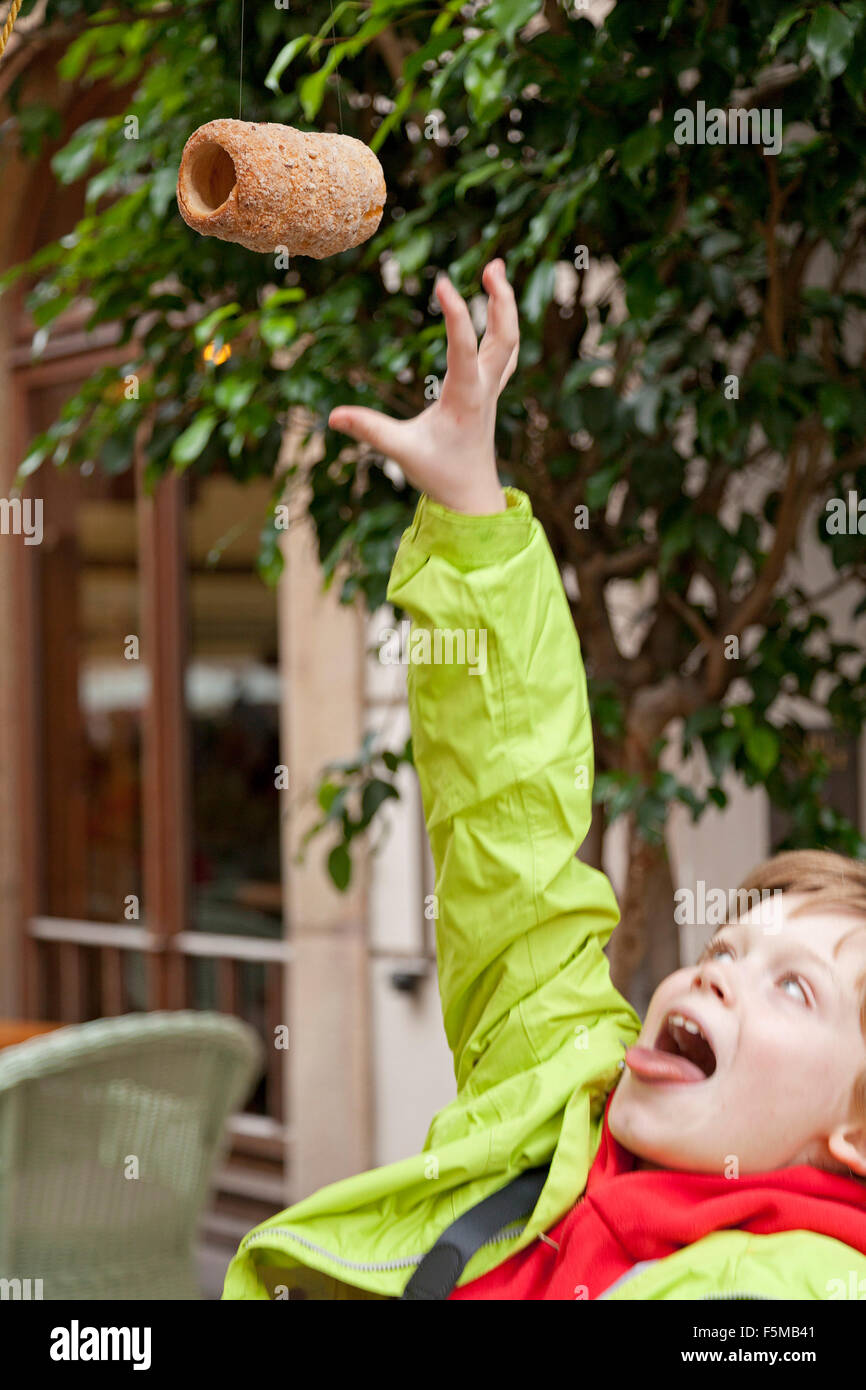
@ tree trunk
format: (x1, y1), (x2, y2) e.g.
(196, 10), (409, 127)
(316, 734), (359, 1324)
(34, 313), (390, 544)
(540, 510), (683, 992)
(604, 675), (703, 1012)
(578, 799), (606, 873)
(607, 821), (679, 1017)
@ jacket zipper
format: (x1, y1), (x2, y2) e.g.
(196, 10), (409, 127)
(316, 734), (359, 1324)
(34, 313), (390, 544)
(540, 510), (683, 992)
(701, 1291), (770, 1300)
(240, 1221), (527, 1274)
(241, 1228), (774, 1297)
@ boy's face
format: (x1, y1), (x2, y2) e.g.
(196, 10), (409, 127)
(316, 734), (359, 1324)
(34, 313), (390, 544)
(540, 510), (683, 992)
(608, 893), (866, 1175)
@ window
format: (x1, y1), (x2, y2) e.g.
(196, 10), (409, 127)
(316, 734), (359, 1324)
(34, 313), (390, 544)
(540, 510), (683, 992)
(12, 342), (288, 1165)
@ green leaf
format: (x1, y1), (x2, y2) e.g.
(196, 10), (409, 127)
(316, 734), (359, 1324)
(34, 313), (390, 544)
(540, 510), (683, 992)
(361, 778), (399, 824)
(585, 462), (621, 510)
(149, 166), (178, 218)
(261, 314), (297, 349)
(818, 381), (850, 429)
(729, 705), (755, 736)
(264, 35), (310, 93)
(455, 160), (502, 200)
(317, 780), (339, 813)
(394, 230), (433, 276)
(99, 433), (135, 475)
(17, 435), (51, 480)
(520, 261), (556, 324)
(482, 0), (542, 45)
(745, 726), (781, 777)
(619, 124), (661, 181)
(705, 727), (741, 782)
(193, 304), (240, 347)
(594, 771), (641, 821)
(675, 784), (704, 819)
(767, 6), (806, 55)
(257, 518), (285, 588)
(659, 512), (693, 572)
(464, 35), (506, 123)
(171, 411), (217, 467)
(58, 31), (103, 83)
(52, 130), (100, 184)
(327, 843), (352, 891)
(30, 288), (75, 328)
(625, 260), (665, 320)
(298, 69), (329, 122)
(261, 288), (305, 310)
(807, 6), (855, 79)
(214, 375), (256, 413)
(562, 358), (612, 393)
(369, 80), (415, 152)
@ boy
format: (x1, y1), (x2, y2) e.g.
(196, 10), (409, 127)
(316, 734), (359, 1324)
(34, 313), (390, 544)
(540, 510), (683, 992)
(223, 261), (866, 1300)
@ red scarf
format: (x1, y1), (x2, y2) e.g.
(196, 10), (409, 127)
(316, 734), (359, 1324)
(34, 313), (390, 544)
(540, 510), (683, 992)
(450, 1093), (866, 1300)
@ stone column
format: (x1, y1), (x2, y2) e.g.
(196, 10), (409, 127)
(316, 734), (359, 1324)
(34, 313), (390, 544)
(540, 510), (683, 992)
(0, 306), (22, 1016)
(277, 414), (372, 1202)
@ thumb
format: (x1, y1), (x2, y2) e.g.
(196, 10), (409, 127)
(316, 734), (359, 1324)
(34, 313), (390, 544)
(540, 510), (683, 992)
(328, 406), (406, 462)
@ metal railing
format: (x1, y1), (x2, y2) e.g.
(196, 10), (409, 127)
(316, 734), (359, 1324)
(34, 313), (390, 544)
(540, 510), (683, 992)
(27, 915), (290, 1169)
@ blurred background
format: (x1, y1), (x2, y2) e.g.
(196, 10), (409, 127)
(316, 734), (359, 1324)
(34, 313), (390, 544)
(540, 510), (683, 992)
(1, 0), (865, 1296)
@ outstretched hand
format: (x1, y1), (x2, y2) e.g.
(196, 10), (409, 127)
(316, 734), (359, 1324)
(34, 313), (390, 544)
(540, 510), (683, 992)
(328, 258), (519, 516)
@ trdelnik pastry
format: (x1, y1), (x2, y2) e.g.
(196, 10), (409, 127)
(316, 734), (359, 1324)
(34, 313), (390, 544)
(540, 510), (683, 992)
(176, 119), (386, 258)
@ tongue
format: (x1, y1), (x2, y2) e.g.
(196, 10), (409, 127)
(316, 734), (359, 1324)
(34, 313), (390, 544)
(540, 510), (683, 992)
(625, 1045), (707, 1084)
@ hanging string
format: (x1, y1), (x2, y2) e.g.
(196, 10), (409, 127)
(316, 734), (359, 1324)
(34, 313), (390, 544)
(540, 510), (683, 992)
(329, 0), (343, 133)
(0, 0), (23, 62)
(238, 0), (245, 119)
(234, 0), (342, 130)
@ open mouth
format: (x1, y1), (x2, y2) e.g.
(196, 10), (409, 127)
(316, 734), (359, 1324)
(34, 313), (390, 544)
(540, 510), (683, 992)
(655, 1012), (717, 1077)
(625, 1011), (718, 1085)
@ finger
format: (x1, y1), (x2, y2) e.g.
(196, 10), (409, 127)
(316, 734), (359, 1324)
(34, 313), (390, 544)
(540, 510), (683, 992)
(328, 406), (407, 463)
(478, 259), (519, 390)
(435, 274), (479, 395)
(498, 340), (520, 393)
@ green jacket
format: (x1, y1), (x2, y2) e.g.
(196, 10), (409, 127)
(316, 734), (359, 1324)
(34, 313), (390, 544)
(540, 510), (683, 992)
(223, 488), (866, 1301)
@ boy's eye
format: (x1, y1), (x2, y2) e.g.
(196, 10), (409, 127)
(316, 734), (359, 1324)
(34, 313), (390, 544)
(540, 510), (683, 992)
(779, 975), (809, 1005)
(705, 940), (735, 962)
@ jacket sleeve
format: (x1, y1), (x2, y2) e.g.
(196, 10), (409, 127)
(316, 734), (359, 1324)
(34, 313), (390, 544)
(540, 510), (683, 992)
(386, 487), (640, 1096)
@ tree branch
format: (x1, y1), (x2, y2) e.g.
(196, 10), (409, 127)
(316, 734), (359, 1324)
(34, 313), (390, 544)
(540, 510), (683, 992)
(600, 541), (656, 579)
(663, 586), (717, 650)
(786, 566), (866, 615)
(725, 425), (819, 648)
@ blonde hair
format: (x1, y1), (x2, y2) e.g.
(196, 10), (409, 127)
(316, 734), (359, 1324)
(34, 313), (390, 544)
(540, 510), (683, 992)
(732, 850), (866, 1123)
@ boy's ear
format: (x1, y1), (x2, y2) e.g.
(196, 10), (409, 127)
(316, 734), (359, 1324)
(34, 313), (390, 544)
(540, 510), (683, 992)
(827, 1123), (866, 1177)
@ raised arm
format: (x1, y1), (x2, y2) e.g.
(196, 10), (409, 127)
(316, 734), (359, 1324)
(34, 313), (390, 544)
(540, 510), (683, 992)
(330, 265), (640, 1094)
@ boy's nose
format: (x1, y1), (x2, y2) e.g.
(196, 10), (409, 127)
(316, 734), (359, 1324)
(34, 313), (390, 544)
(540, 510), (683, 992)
(692, 961), (733, 1004)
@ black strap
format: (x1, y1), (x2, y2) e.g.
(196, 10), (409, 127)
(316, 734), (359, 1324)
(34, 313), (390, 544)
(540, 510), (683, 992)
(400, 1165), (550, 1300)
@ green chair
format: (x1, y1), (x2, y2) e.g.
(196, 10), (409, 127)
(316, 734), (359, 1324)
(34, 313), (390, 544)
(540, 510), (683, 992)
(0, 1011), (262, 1300)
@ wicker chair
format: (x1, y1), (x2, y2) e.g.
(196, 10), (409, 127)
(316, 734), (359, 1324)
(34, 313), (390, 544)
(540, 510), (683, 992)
(0, 1011), (262, 1300)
